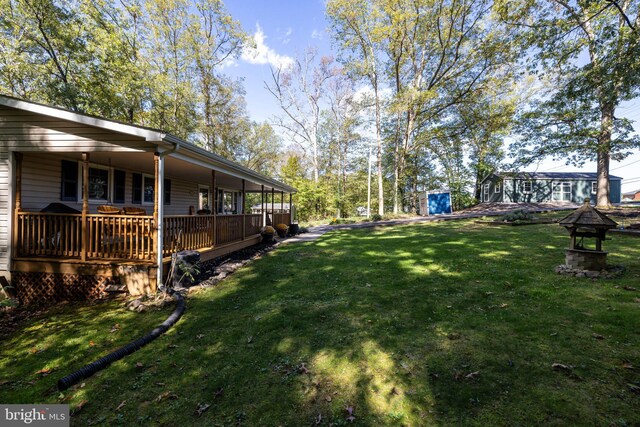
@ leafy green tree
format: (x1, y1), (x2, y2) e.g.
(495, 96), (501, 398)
(499, 0), (640, 207)
(327, 0), (386, 215)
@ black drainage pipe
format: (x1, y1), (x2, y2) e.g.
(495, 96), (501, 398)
(57, 291), (186, 391)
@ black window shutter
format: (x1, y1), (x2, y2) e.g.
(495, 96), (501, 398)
(60, 160), (78, 201)
(114, 170), (126, 203)
(132, 173), (142, 204)
(164, 179), (171, 205)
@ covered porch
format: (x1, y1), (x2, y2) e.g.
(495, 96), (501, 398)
(10, 149), (294, 303)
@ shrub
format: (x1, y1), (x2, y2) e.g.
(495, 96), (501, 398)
(274, 224), (289, 233)
(261, 226), (275, 235)
(371, 213), (383, 221)
(502, 210), (533, 222)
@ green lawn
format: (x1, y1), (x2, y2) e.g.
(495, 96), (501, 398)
(1, 216), (639, 426)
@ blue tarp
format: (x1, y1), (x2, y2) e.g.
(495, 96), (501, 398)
(428, 192), (452, 215)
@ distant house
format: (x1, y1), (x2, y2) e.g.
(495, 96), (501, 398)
(622, 189), (640, 201)
(478, 172), (622, 204)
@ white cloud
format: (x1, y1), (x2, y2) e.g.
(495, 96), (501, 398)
(281, 27), (292, 45)
(242, 24), (294, 69)
(311, 29), (324, 40)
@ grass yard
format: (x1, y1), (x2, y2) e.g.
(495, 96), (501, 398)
(1, 215), (639, 425)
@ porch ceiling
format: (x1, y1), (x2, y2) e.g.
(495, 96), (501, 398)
(82, 152), (287, 192)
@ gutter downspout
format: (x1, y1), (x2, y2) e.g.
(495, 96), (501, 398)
(156, 137), (180, 288)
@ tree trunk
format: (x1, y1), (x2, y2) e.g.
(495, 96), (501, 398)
(596, 102), (614, 208)
(374, 85), (384, 216)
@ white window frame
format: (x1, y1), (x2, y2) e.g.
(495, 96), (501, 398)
(495, 181), (501, 194)
(522, 180), (532, 194)
(562, 182), (571, 201)
(483, 183), (490, 202)
(553, 181), (571, 201)
(77, 162), (112, 204)
(218, 188), (240, 214)
(198, 185), (210, 210)
(591, 181), (597, 195)
(141, 173), (155, 206)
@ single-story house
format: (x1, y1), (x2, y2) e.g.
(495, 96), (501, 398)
(479, 172), (622, 204)
(622, 189), (640, 201)
(0, 95), (295, 304)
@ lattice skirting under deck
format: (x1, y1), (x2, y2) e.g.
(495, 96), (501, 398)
(12, 271), (119, 305)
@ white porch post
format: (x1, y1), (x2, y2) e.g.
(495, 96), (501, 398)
(261, 185), (265, 227)
(81, 153), (89, 262)
(154, 152), (164, 289)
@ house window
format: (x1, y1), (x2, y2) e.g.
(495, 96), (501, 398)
(483, 184), (490, 202)
(113, 170), (126, 204)
(198, 186), (210, 210)
(60, 160), (78, 201)
(495, 181), (501, 194)
(218, 189), (239, 214)
(553, 182), (571, 201)
(131, 173), (170, 205)
(143, 175), (154, 204)
(591, 181), (597, 195)
(522, 181), (532, 194)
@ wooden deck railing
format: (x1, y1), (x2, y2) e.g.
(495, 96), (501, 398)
(271, 213), (291, 226)
(16, 212), (154, 261)
(86, 214), (154, 260)
(216, 215), (244, 246)
(163, 215), (214, 257)
(15, 211), (270, 262)
(244, 214), (262, 237)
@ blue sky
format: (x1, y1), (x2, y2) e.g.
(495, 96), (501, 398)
(222, 1), (640, 193)
(223, 0), (332, 123)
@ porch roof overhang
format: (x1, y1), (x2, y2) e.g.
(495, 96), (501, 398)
(0, 95), (296, 194)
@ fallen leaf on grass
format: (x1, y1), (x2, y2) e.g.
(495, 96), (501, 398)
(135, 362), (144, 369)
(115, 400), (126, 412)
(325, 396), (332, 402)
(552, 363), (573, 372)
(195, 334), (205, 340)
(345, 405), (355, 422)
(634, 298), (640, 303)
(89, 341), (95, 347)
(35, 368), (52, 377)
(622, 362), (634, 370)
(110, 324), (120, 333)
(194, 403), (210, 417)
(314, 413), (323, 425)
(465, 371), (480, 380)
(247, 336), (253, 344)
(70, 400), (88, 417)
(500, 303), (509, 308)
(592, 333), (605, 340)
(623, 286), (637, 291)
(297, 363), (310, 375)
(390, 386), (400, 395)
(155, 392), (178, 403)
(155, 382), (166, 387)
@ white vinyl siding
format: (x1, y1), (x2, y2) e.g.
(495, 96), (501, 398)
(0, 149), (9, 270)
(19, 153), (203, 216)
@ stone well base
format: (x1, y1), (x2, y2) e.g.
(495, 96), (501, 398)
(565, 248), (607, 271)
